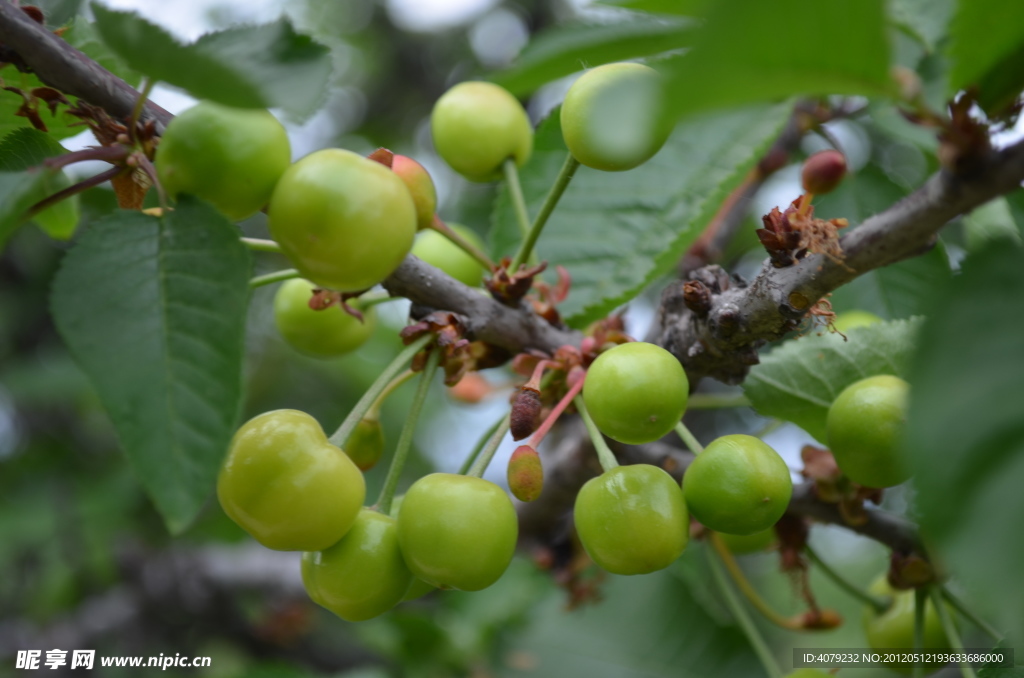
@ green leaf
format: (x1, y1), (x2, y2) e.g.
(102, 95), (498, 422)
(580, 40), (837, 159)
(964, 197), (1023, 251)
(596, 0), (708, 16)
(0, 127), (79, 239)
(906, 243), (1024, 648)
(661, 0), (892, 120)
(743, 318), (923, 443)
(91, 6), (331, 119)
(63, 16), (140, 87)
(51, 197), (251, 533)
(490, 18), (694, 96)
(889, 0), (955, 52)
(0, 72), (81, 140)
(491, 103), (791, 328)
(948, 0), (1024, 115)
(1007, 189), (1024, 238)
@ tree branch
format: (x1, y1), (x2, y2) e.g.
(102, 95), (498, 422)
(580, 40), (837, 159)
(382, 255), (580, 354)
(0, 0), (173, 130)
(656, 138), (1024, 384)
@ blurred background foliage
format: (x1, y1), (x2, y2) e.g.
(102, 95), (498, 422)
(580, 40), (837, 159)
(0, 0), (1019, 676)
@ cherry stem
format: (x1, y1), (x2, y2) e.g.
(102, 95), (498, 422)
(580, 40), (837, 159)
(428, 215), (496, 271)
(913, 587), (926, 678)
(46, 144), (131, 170)
(940, 586), (1003, 642)
(509, 152), (580, 273)
(674, 420), (705, 455)
(23, 166), (125, 221)
(528, 374), (584, 448)
(327, 334), (433, 448)
(930, 586), (978, 678)
(705, 542), (785, 678)
(458, 414), (508, 475)
(805, 544), (888, 614)
(376, 349), (440, 515)
(240, 237), (282, 253)
(688, 393), (751, 409)
(573, 394), (618, 472)
(364, 368), (416, 422)
(466, 413), (511, 478)
(248, 268), (299, 289)
(709, 532), (804, 633)
(797, 191), (814, 218)
(502, 158), (532, 240)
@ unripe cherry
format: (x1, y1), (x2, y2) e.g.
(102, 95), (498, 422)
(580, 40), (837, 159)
(801, 150), (847, 195)
(391, 154), (438, 231)
(507, 444), (543, 502)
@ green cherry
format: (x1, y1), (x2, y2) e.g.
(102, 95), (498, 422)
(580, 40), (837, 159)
(682, 434), (792, 536)
(268, 148), (417, 292)
(156, 101), (290, 221)
(574, 464), (689, 575)
(396, 473), (517, 591)
(582, 342), (689, 445)
(302, 508), (413, 621)
(827, 375), (910, 488)
(273, 278), (377, 358)
(431, 81), (533, 182)
(560, 62), (669, 172)
(411, 224), (487, 287)
(217, 410), (365, 552)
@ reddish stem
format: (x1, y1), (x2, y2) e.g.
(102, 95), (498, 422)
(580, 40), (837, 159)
(24, 165), (126, 220)
(525, 359), (558, 391)
(45, 144), (131, 170)
(528, 373), (585, 448)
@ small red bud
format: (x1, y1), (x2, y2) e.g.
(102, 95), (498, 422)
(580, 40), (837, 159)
(508, 444), (543, 502)
(510, 387), (542, 441)
(801, 150), (847, 195)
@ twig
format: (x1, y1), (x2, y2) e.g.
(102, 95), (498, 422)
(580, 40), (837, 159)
(0, 1), (173, 130)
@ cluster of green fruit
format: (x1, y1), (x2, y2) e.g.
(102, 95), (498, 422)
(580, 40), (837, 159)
(576, 341), (793, 575)
(217, 409), (518, 621)
(155, 62), (669, 359)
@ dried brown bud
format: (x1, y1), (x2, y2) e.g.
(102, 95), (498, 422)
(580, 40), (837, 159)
(801, 150), (847, 195)
(682, 280), (712, 316)
(507, 444), (543, 502)
(510, 387), (542, 441)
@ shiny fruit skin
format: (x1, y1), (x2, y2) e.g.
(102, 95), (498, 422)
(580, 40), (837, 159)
(217, 410), (365, 551)
(273, 278), (376, 358)
(268, 149), (416, 292)
(717, 528), (777, 555)
(832, 310), (882, 333)
(412, 224), (487, 287)
(396, 473), (517, 591)
(582, 342), (689, 444)
(682, 434), (792, 535)
(302, 509), (413, 621)
(156, 101), (290, 221)
(560, 62), (669, 172)
(827, 375), (910, 488)
(391, 154), (437, 230)
(574, 464), (688, 575)
(863, 576), (950, 674)
(431, 82), (533, 182)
